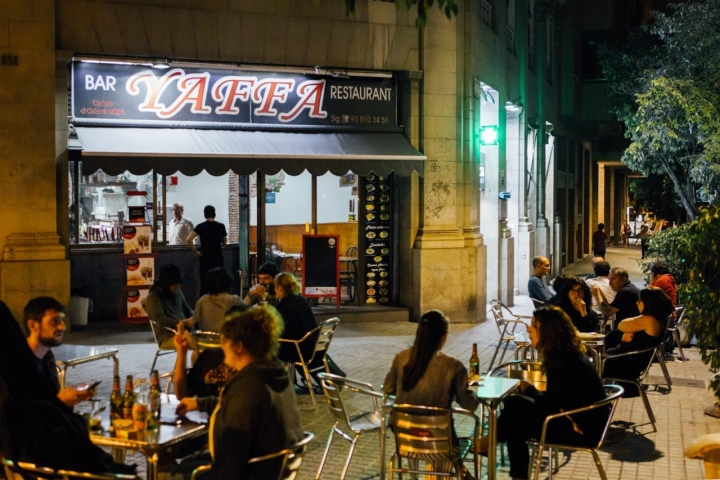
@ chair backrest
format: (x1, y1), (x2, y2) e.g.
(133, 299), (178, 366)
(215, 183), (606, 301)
(246, 431), (314, 480)
(603, 345), (660, 383)
(147, 317), (163, 347)
(2, 458), (138, 480)
(346, 246), (358, 258)
(489, 360), (546, 391)
(316, 373), (382, 431)
(195, 331), (221, 353)
(390, 404), (456, 462)
(311, 318), (340, 359)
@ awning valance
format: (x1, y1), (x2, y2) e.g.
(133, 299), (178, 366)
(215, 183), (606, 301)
(72, 127), (425, 177)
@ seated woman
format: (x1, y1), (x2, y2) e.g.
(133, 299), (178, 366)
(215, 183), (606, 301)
(556, 277), (602, 332)
(383, 309), (480, 418)
(173, 305), (248, 411)
(602, 287), (674, 394)
(479, 307), (608, 480)
(274, 272), (318, 364)
(176, 304), (303, 479)
(146, 264), (194, 349)
(194, 267), (246, 333)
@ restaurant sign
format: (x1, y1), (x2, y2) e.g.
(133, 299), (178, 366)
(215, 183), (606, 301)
(71, 61), (397, 131)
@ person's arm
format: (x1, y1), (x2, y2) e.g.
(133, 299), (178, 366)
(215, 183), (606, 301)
(222, 236), (228, 246)
(383, 355), (399, 396)
(57, 385), (93, 407)
(187, 231), (201, 257)
(591, 285), (619, 317)
(173, 333), (190, 399)
(179, 291), (194, 321)
(451, 364), (480, 412)
(146, 294), (181, 333)
(618, 315), (660, 336)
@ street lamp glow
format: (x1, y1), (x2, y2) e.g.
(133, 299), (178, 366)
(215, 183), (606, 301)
(479, 125), (499, 146)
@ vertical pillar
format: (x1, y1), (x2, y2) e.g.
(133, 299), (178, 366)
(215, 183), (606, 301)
(597, 163), (606, 226)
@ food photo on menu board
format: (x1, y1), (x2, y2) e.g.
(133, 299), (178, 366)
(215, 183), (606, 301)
(363, 173), (393, 305)
(123, 225), (152, 255)
(126, 288), (149, 319)
(126, 257), (154, 286)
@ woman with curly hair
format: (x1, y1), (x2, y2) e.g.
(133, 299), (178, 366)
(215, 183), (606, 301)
(176, 304), (302, 479)
(477, 307), (608, 480)
(556, 276), (602, 332)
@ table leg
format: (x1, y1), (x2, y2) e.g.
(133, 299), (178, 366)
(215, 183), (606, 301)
(146, 452), (160, 480)
(111, 448), (125, 463)
(487, 402), (498, 480)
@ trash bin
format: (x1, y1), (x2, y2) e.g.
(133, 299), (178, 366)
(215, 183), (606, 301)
(70, 286), (91, 326)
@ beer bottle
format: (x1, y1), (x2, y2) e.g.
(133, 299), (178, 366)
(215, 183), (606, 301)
(147, 370), (161, 430)
(469, 343), (480, 382)
(122, 375), (136, 420)
(110, 375), (123, 419)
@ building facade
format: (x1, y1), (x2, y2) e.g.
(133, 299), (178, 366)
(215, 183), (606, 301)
(0, 0), (571, 323)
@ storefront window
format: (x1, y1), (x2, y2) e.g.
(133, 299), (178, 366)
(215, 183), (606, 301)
(72, 166), (152, 244)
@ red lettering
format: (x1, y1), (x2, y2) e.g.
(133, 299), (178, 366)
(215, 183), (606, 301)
(126, 69), (184, 112)
(278, 80), (328, 122)
(158, 74), (212, 119)
(252, 79), (295, 116)
(212, 76), (257, 115)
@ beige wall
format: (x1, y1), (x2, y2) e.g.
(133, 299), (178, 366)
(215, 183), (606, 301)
(0, 0), (68, 323)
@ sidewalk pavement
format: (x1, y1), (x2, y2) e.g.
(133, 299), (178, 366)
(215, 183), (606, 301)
(59, 246), (719, 479)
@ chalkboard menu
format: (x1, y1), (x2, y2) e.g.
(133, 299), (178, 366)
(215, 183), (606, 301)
(302, 234), (340, 306)
(362, 173), (393, 304)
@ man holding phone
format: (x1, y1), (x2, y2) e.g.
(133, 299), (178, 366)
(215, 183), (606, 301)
(24, 296), (96, 407)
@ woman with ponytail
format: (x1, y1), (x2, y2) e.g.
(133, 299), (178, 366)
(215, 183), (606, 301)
(383, 310), (479, 412)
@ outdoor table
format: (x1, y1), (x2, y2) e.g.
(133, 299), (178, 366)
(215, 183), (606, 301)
(579, 332), (606, 375)
(473, 376), (520, 480)
(90, 394), (208, 480)
(53, 344), (119, 390)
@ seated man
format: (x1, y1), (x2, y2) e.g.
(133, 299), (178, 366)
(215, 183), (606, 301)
(244, 261), (280, 306)
(24, 296), (94, 407)
(528, 256), (553, 306)
(146, 264), (194, 349)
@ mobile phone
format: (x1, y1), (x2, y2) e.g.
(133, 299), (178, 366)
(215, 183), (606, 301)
(88, 380), (102, 390)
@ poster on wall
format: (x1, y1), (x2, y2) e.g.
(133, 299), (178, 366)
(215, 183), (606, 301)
(302, 235), (340, 306)
(126, 257), (154, 286)
(123, 225), (152, 254)
(126, 288), (149, 319)
(362, 173), (393, 305)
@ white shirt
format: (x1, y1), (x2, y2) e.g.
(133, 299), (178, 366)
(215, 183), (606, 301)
(586, 276), (616, 313)
(169, 216), (194, 245)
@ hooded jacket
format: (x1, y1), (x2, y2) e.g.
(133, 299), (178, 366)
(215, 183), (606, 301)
(207, 359), (303, 479)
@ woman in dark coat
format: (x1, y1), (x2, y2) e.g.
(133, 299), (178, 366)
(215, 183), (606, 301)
(478, 307), (609, 480)
(556, 276), (602, 333)
(274, 272), (318, 364)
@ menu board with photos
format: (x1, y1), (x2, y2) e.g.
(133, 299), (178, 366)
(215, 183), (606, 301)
(125, 257), (154, 286)
(122, 224), (154, 322)
(126, 288), (150, 319)
(362, 173), (393, 305)
(123, 225), (152, 255)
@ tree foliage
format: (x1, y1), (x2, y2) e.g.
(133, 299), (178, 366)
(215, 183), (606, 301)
(343, 0), (458, 26)
(629, 175), (682, 222)
(600, 0), (720, 220)
(641, 206), (720, 401)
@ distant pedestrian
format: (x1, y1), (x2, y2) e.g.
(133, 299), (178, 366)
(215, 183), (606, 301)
(592, 223), (608, 258)
(639, 225), (651, 259)
(187, 205), (228, 296)
(621, 220), (631, 248)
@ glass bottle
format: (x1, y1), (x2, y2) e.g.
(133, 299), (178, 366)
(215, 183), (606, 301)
(110, 375), (123, 419)
(469, 343), (480, 382)
(147, 370), (161, 430)
(122, 375), (136, 420)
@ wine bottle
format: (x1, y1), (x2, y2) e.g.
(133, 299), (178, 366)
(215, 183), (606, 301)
(469, 343), (480, 381)
(122, 375), (136, 420)
(110, 375), (123, 419)
(147, 370), (161, 430)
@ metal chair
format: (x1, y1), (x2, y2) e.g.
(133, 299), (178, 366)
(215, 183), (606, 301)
(489, 360), (546, 391)
(190, 431), (314, 480)
(665, 305), (687, 361)
(148, 318), (175, 375)
(602, 345), (665, 433)
(280, 317), (340, 411)
(2, 458), (138, 480)
(487, 300), (533, 373)
(194, 331), (221, 354)
(315, 373), (384, 480)
(526, 384), (624, 480)
(386, 404), (480, 480)
(340, 246), (358, 302)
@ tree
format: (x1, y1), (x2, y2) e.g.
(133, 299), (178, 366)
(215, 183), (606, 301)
(629, 175), (683, 223)
(343, 0), (458, 26)
(600, 0), (720, 220)
(641, 206), (720, 407)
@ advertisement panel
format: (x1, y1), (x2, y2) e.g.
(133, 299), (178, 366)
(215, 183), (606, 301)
(72, 61), (397, 131)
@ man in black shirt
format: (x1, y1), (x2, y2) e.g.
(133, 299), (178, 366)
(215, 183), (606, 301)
(590, 267), (640, 330)
(24, 296), (93, 407)
(187, 205), (228, 295)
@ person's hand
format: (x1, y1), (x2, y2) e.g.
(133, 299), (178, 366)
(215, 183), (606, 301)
(572, 297), (587, 316)
(519, 380), (532, 394)
(590, 285), (600, 297)
(249, 284), (266, 298)
(621, 332), (634, 343)
(57, 384), (93, 407)
(192, 250), (202, 259)
(175, 397), (199, 416)
(173, 329), (190, 352)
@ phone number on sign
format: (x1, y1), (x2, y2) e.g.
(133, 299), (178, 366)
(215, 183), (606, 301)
(331, 115), (389, 125)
